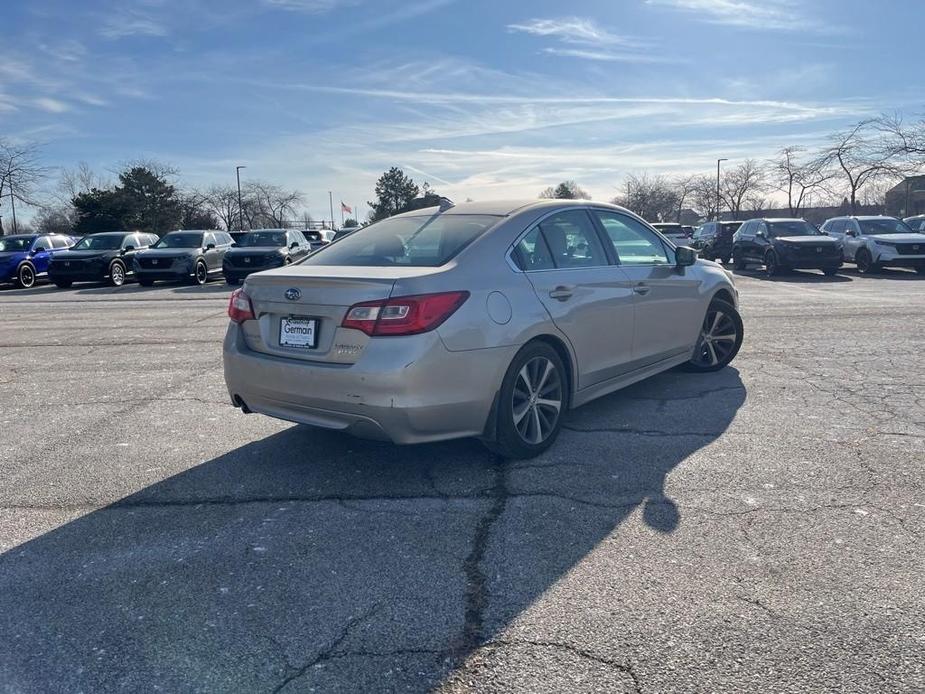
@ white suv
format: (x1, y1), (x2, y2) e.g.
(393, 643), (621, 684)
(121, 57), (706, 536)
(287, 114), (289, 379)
(820, 216), (925, 275)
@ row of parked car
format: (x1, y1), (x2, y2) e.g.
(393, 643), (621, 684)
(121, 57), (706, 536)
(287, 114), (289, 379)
(652, 215), (925, 277)
(0, 228), (356, 289)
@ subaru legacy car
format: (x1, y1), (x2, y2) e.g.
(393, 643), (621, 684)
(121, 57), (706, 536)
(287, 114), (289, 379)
(133, 230), (234, 285)
(732, 218), (842, 277)
(223, 229), (314, 285)
(49, 231), (158, 287)
(223, 200), (743, 459)
(820, 216), (925, 274)
(0, 233), (76, 288)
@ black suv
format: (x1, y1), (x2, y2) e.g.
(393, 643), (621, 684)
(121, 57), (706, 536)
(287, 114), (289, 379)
(733, 218), (842, 277)
(48, 231), (157, 287)
(222, 229), (313, 285)
(133, 230), (234, 286)
(691, 221), (742, 262)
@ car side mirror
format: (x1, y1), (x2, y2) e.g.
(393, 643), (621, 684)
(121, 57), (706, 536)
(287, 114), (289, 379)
(290, 242), (299, 249)
(675, 246), (697, 268)
(206, 243), (216, 250)
(33, 246), (48, 253)
(123, 246), (134, 253)
(846, 229), (857, 237)
(755, 230), (766, 239)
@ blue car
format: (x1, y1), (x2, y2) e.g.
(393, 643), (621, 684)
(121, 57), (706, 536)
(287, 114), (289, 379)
(0, 234), (77, 288)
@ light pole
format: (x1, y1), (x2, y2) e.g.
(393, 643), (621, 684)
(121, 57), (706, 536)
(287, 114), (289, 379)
(235, 166), (246, 231)
(715, 158), (727, 222)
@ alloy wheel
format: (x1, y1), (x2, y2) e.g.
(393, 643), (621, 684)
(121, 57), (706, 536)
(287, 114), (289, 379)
(18, 265), (35, 288)
(693, 307), (738, 368)
(512, 356), (563, 445)
(196, 262), (208, 285)
(111, 264), (125, 286)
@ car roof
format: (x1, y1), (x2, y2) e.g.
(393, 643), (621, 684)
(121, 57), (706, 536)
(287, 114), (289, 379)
(246, 228), (287, 232)
(392, 198), (635, 219)
(86, 231), (134, 236)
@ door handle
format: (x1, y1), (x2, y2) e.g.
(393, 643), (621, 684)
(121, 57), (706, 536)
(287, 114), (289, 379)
(632, 283), (651, 296)
(548, 285), (574, 301)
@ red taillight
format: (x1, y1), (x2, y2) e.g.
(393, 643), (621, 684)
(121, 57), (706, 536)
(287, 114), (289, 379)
(341, 291), (469, 336)
(228, 288), (255, 323)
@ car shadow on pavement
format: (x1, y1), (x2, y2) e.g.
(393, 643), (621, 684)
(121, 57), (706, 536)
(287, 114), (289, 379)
(732, 268), (853, 283)
(0, 368), (745, 692)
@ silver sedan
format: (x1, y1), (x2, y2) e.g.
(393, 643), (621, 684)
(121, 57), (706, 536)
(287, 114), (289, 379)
(223, 200), (743, 458)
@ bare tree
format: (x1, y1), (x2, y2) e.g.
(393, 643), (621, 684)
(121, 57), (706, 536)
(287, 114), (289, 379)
(204, 184), (247, 230)
(671, 174), (697, 222)
(877, 112), (925, 163)
(815, 119), (905, 214)
(539, 181), (590, 200)
(719, 159), (765, 220)
(768, 146), (834, 216)
(613, 173), (678, 221)
(0, 140), (49, 234)
(689, 174), (718, 221)
(245, 182), (304, 227)
(56, 162), (109, 203)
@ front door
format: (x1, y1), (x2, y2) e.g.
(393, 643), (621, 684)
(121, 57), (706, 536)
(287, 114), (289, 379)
(592, 210), (703, 366)
(516, 209), (635, 389)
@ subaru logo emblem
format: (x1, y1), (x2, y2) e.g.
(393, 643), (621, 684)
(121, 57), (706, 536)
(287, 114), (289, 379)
(285, 288), (301, 301)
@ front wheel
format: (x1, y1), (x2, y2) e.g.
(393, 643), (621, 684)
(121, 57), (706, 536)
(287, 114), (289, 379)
(192, 261), (208, 286)
(682, 299), (743, 373)
(732, 251), (747, 271)
(109, 261), (126, 287)
(16, 264), (36, 289)
(764, 251), (782, 277)
(856, 249), (878, 274)
(487, 342), (567, 459)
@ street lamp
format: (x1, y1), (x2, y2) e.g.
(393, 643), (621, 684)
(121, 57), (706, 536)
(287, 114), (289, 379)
(716, 158), (728, 222)
(235, 165), (246, 231)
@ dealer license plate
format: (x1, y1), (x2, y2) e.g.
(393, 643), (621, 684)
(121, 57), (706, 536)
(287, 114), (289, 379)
(279, 317), (318, 349)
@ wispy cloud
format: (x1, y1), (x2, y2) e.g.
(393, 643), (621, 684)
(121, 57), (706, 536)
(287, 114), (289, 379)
(645, 0), (835, 32)
(100, 10), (168, 39)
(261, 0), (361, 13)
(33, 97), (69, 113)
(508, 16), (665, 63)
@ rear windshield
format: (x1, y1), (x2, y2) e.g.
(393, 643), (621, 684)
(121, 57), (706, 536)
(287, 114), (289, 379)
(153, 233), (203, 249)
(0, 236), (34, 252)
(859, 218), (912, 235)
(239, 231), (287, 247)
(301, 214), (501, 267)
(768, 221), (821, 237)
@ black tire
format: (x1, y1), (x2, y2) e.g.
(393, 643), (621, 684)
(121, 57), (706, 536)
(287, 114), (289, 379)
(16, 264), (36, 289)
(191, 261), (208, 286)
(855, 249), (878, 274)
(822, 266), (839, 277)
(764, 251), (782, 277)
(487, 342), (568, 459)
(109, 261), (126, 287)
(138, 278), (154, 287)
(732, 251), (747, 271)
(53, 280), (73, 289)
(681, 299), (743, 373)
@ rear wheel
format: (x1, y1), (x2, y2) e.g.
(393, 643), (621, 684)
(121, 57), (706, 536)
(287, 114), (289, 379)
(16, 264), (35, 289)
(53, 280), (73, 289)
(192, 261), (208, 285)
(682, 299), (743, 373)
(109, 261), (126, 287)
(856, 249), (878, 274)
(487, 342), (567, 459)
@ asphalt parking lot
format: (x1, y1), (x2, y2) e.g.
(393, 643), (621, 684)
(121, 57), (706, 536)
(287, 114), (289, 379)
(1, 268), (923, 693)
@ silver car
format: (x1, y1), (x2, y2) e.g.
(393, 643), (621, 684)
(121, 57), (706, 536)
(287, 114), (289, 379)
(223, 200), (743, 458)
(820, 215), (925, 275)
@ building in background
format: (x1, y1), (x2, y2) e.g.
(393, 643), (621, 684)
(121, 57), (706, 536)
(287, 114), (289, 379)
(885, 175), (925, 217)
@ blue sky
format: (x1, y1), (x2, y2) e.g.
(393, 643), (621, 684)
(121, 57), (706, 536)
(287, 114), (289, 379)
(3, 0), (923, 221)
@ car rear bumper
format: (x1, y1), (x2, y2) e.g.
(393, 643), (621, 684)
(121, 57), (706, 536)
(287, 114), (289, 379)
(222, 323), (515, 444)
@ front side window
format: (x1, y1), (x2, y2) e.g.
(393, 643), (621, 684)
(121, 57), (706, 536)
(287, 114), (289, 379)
(153, 233), (203, 249)
(302, 214), (500, 267)
(859, 218), (913, 235)
(595, 211), (670, 266)
(825, 219), (845, 234)
(240, 231), (288, 247)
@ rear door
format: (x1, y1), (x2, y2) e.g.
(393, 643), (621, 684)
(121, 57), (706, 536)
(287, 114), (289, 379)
(592, 210), (703, 365)
(516, 209), (635, 389)
(842, 219), (863, 260)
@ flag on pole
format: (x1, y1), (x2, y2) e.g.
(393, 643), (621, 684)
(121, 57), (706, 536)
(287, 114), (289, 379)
(340, 202), (352, 214)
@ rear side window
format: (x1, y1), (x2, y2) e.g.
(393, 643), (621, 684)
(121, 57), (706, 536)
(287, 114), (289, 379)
(536, 210), (608, 269)
(303, 214), (500, 267)
(513, 227), (555, 271)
